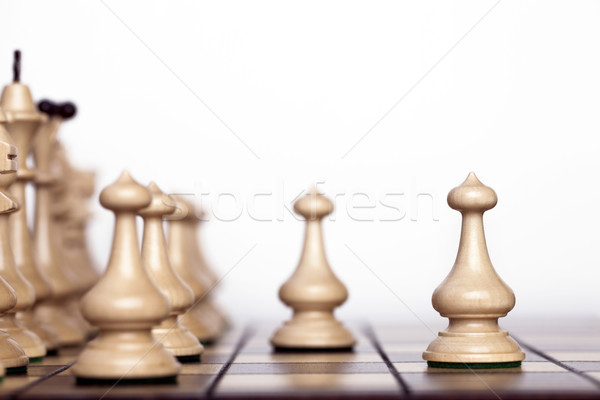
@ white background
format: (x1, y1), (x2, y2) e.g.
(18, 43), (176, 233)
(1, 0), (599, 325)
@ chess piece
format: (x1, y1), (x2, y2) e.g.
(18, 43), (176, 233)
(186, 205), (229, 335)
(422, 172), (525, 368)
(32, 100), (86, 346)
(0, 105), (46, 360)
(49, 144), (97, 338)
(72, 171), (180, 382)
(1, 51), (60, 353)
(0, 107), (29, 373)
(271, 188), (355, 350)
(167, 196), (222, 343)
(139, 183), (203, 361)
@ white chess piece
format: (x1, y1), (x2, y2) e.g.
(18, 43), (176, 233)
(423, 172), (525, 367)
(271, 188), (355, 350)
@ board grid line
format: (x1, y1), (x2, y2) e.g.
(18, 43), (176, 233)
(515, 336), (600, 392)
(205, 325), (255, 397)
(11, 360), (75, 400)
(364, 324), (412, 396)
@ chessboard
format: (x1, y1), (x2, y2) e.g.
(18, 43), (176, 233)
(1, 318), (599, 399)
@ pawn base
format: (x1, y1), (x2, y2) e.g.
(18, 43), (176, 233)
(271, 315), (355, 350)
(0, 314), (46, 359)
(179, 303), (222, 343)
(0, 330), (29, 370)
(17, 310), (60, 353)
(35, 302), (86, 347)
(72, 330), (181, 381)
(152, 316), (204, 358)
(423, 328), (525, 365)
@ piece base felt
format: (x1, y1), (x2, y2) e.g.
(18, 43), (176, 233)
(274, 346), (354, 353)
(46, 349), (58, 356)
(29, 357), (43, 363)
(427, 361), (522, 369)
(76, 376), (177, 386)
(176, 354), (200, 363)
(6, 366), (27, 375)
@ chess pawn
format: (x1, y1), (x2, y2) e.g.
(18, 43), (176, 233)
(0, 118), (46, 360)
(187, 206), (229, 335)
(0, 276), (28, 373)
(0, 108), (29, 373)
(1, 51), (60, 352)
(73, 172), (180, 382)
(422, 172), (525, 367)
(167, 196), (222, 343)
(49, 145), (97, 339)
(271, 188), (355, 350)
(32, 100), (86, 346)
(139, 183), (203, 362)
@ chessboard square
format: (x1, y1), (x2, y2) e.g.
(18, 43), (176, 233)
(546, 351), (600, 362)
(204, 344), (236, 355)
(0, 376), (40, 395)
(215, 373), (401, 395)
(181, 363), (222, 375)
(18, 375), (213, 399)
(26, 365), (71, 377)
(227, 362), (390, 375)
(564, 362), (600, 372)
(403, 371), (599, 394)
(234, 352), (383, 364)
(383, 343), (428, 353)
(585, 371), (600, 381)
(201, 353), (231, 363)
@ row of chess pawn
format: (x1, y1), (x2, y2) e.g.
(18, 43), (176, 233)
(0, 51), (228, 379)
(67, 168), (525, 382)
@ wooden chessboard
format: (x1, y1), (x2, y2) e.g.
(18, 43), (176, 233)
(2, 318), (600, 399)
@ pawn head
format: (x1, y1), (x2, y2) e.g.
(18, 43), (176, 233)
(294, 188), (333, 220)
(447, 172), (497, 212)
(99, 171), (151, 212)
(138, 182), (176, 218)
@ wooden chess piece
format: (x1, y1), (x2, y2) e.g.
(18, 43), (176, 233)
(0, 107), (29, 373)
(0, 105), (45, 361)
(72, 171), (180, 382)
(1, 51), (60, 353)
(140, 183), (204, 361)
(271, 188), (355, 350)
(167, 196), (221, 343)
(422, 172), (525, 368)
(49, 143), (97, 339)
(32, 100), (86, 346)
(186, 205), (229, 335)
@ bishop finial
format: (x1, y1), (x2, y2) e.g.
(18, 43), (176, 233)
(12, 50), (20, 83)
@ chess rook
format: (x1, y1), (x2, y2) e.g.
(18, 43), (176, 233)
(271, 188), (355, 350)
(72, 172), (180, 382)
(423, 172), (525, 368)
(139, 183), (204, 362)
